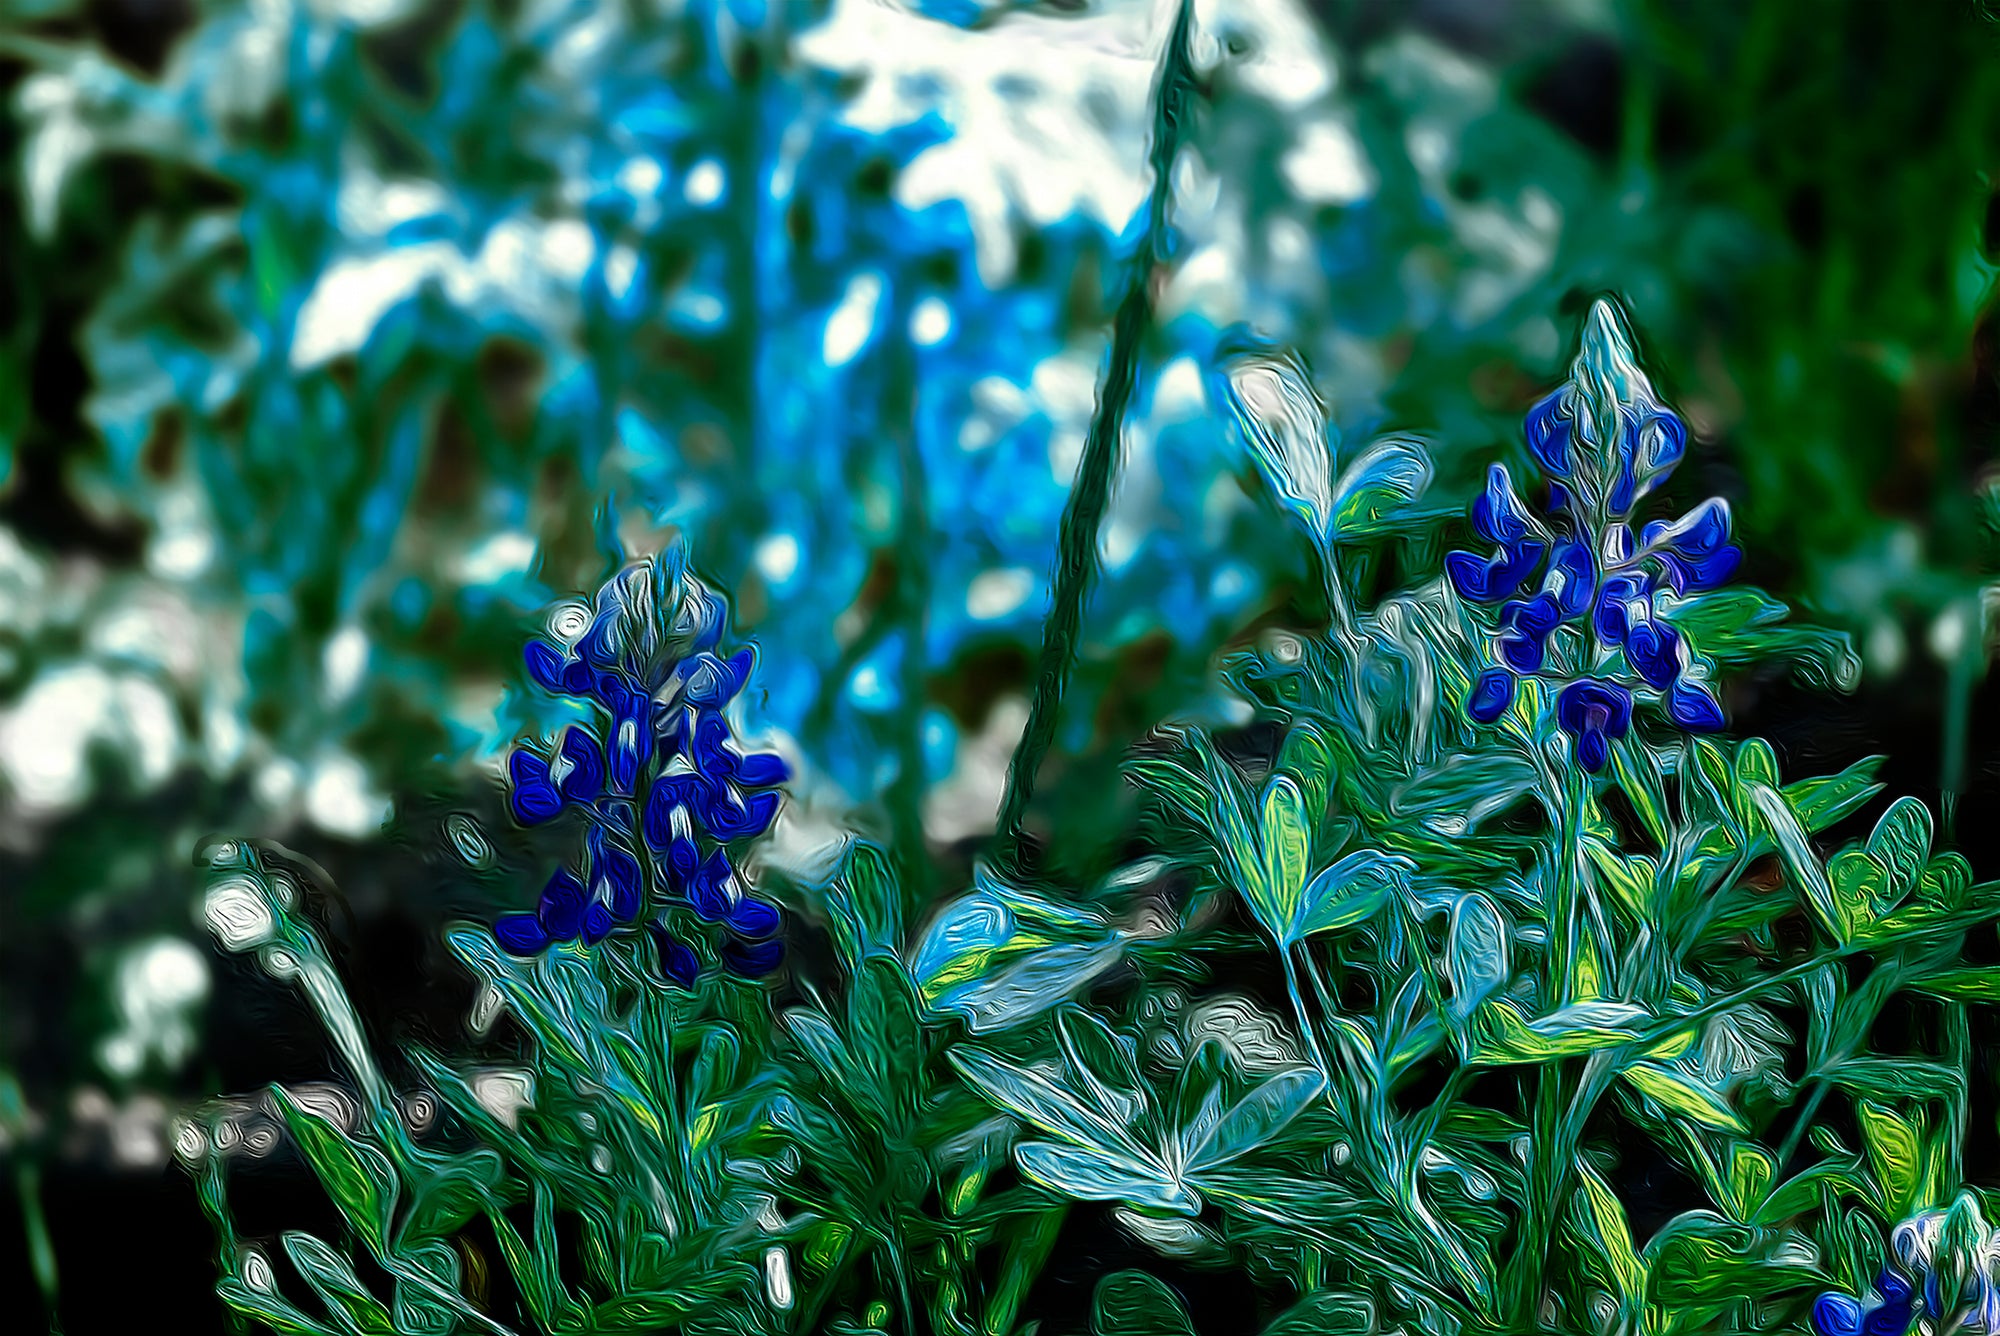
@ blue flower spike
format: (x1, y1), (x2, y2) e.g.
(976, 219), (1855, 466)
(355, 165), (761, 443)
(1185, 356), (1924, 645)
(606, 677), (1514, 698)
(496, 547), (790, 981)
(1822, 1194), (2000, 1336)
(1453, 299), (1741, 768)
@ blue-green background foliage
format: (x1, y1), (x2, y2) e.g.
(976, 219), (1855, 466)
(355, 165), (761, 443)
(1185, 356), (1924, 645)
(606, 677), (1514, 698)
(0, 0), (1996, 1328)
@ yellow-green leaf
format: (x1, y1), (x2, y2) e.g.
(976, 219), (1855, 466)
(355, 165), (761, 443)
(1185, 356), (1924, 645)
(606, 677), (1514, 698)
(1622, 1063), (1747, 1134)
(1856, 1100), (1922, 1216)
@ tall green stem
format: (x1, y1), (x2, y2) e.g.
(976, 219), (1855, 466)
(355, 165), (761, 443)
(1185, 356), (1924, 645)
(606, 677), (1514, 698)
(992, 0), (1198, 871)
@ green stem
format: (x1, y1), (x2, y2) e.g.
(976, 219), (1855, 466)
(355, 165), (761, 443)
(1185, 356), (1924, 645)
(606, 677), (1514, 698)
(15, 1158), (56, 1323)
(886, 294), (934, 916)
(1282, 944), (1332, 1078)
(992, 0), (1197, 871)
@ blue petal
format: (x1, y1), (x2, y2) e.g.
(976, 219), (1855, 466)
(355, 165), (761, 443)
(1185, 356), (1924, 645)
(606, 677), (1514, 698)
(1574, 727), (1611, 773)
(1471, 464), (1536, 547)
(647, 925), (700, 989)
(1468, 668), (1514, 723)
(1615, 406), (1688, 511)
(1812, 1292), (1867, 1336)
(1545, 541), (1596, 620)
(581, 903), (617, 944)
(1592, 572), (1650, 648)
(537, 868), (588, 941)
(1625, 620), (1683, 690)
(558, 727), (607, 804)
(685, 648), (755, 707)
(708, 787), (781, 841)
(1523, 390), (1573, 478)
(507, 750), (563, 826)
(523, 640), (572, 694)
(721, 938), (785, 977)
(1666, 680), (1725, 732)
(1557, 678), (1633, 740)
(688, 851), (732, 921)
(1446, 541), (1546, 603)
(494, 913), (550, 956)
(726, 896), (780, 938)
(731, 751), (790, 789)
(596, 843), (644, 922)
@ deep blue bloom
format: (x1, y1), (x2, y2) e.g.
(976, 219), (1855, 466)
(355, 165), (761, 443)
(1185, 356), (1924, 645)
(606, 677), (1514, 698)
(537, 867), (589, 942)
(494, 912), (552, 956)
(721, 938), (786, 977)
(555, 726), (606, 805)
(1454, 302), (1739, 765)
(1446, 465), (1546, 604)
(508, 750), (562, 825)
(725, 896), (780, 938)
(1467, 668), (1514, 723)
(1523, 390), (1572, 479)
(1666, 680), (1725, 732)
(1497, 594), (1563, 674)
(497, 550), (789, 981)
(1813, 1291), (1867, 1336)
(1556, 678), (1632, 773)
(648, 923), (701, 988)
(1624, 620), (1683, 690)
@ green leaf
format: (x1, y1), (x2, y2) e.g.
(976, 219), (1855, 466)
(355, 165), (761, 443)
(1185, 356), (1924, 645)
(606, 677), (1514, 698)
(400, 1149), (504, 1243)
(1091, 1269), (1198, 1336)
(1909, 968), (2000, 1003)
(282, 1232), (394, 1334)
(1610, 737), (1671, 848)
(1856, 1100), (1923, 1216)
(1291, 849), (1410, 943)
(1821, 1058), (1965, 1102)
(1866, 796), (1933, 898)
(826, 840), (903, 965)
(1329, 436), (1432, 537)
(1747, 783), (1847, 941)
(1622, 1062), (1747, 1133)
(1470, 1000), (1648, 1065)
(1015, 1141), (1195, 1214)
(1255, 775), (1313, 941)
(1260, 1291), (1377, 1336)
(1185, 1067), (1324, 1172)
(1584, 840), (1657, 922)
(1446, 893), (1509, 1021)
(218, 1279), (340, 1336)
(950, 1048), (1137, 1155)
(1275, 718), (1338, 825)
(1728, 1144), (1777, 1219)
(1057, 1008), (1148, 1129)
(273, 1087), (398, 1257)
(1782, 756), (1886, 834)
(1568, 1162), (1647, 1310)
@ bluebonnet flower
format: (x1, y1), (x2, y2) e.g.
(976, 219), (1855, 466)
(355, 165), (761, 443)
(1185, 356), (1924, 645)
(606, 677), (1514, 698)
(1813, 1195), (2000, 1336)
(1447, 300), (1740, 770)
(493, 548), (790, 981)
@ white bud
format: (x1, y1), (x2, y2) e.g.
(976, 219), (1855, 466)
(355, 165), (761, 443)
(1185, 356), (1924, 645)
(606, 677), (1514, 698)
(201, 875), (277, 953)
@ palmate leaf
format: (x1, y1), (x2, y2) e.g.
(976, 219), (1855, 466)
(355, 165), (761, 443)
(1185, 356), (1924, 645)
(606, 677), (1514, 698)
(1183, 1067), (1323, 1173)
(948, 1048), (1138, 1155)
(1015, 1142), (1196, 1214)
(1856, 1100), (1925, 1217)
(1747, 782), (1848, 941)
(1291, 850), (1411, 943)
(1057, 1009), (1149, 1129)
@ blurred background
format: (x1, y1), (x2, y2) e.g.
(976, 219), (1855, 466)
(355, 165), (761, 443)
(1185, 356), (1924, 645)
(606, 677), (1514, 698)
(0, 0), (1996, 1329)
